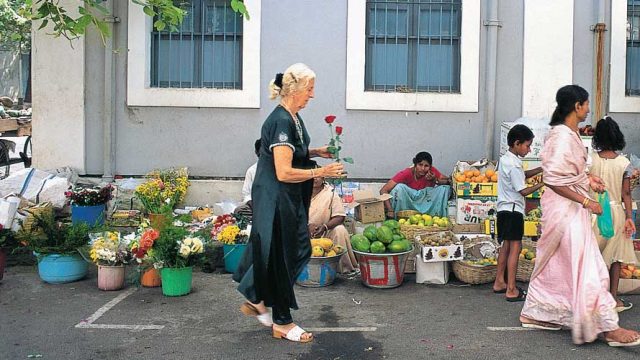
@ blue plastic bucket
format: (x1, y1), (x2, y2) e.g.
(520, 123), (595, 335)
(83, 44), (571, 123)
(71, 204), (105, 225)
(37, 253), (88, 284)
(223, 244), (247, 274)
(296, 252), (343, 287)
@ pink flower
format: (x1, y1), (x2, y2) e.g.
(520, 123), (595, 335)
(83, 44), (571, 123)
(335, 126), (343, 135)
(324, 115), (336, 124)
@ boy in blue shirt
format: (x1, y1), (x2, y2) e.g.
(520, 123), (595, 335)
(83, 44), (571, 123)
(492, 124), (544, 301)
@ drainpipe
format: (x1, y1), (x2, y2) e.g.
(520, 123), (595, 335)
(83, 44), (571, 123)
(483, 0), (501, 160)
(591, 0), (607, 123)
(102, 0), (119, 182)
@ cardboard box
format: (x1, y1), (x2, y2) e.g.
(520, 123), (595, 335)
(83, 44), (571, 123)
(404, 245), (422, 274)
(421, 244), (464, 263)
(416, 256), (449, 284)
(456, 197), (496, 225)
(452, 222), (484, 234)
(350, 190), (392, 224)
(499, 119), (550, 160)
(484, 219), (541, 237)
(455, 182), (498, 197)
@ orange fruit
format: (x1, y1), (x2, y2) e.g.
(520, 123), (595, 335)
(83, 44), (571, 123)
(485, 169), (495, 177)
(491, 174), (498, 182)
(463, 170), (473, 177)
(473, 169), (480, 177)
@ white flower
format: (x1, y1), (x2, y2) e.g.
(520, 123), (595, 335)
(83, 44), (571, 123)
(179, 244), (191, 258)
(173, 220), (185, 227)
(239, 229), (250, 237)
(165, 198), (171, 204)
(190, 238), (204, 254)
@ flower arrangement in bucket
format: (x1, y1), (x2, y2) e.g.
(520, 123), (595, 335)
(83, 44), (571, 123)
(135, 168), (190, 218)
(211, 213), (250, 273)
(127, 221), (162, 287)
(89, 231), (131, 291)
(65, 184), (114, 225)
(324, 115), (354, 185)
(0, 224), (18, 281)
(18, 213), (94, 284)
(148, 224), (204, 296)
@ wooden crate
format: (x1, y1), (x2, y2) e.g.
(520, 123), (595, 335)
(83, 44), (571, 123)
(0, 118), (18, 133)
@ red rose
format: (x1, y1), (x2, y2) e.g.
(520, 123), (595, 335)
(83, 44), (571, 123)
(335, 126), (343, 135)
(324, 115), (336, 124)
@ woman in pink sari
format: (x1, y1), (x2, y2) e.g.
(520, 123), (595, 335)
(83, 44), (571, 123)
(519, 85), (640, 347)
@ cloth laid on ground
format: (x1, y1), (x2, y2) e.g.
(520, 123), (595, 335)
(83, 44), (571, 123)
(0, 168), (71, 209)
(390, 183), (451, 216)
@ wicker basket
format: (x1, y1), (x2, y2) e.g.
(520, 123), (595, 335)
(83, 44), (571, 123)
(400, 223), (453, 243)
(396, 210), (419, 219)
(19, 202), (54, 233)
(516, 238), (537, 282)
(452, 260), (497, 285)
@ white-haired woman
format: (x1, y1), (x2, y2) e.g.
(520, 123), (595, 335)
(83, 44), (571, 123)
(233, 63), (343, 343)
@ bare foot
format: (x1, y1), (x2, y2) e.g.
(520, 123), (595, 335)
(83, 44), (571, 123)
(273, 323), (313, 342)
(519, 316), (561, 330)
(604, 328), (640, 344)
(493, 281), (507, 293)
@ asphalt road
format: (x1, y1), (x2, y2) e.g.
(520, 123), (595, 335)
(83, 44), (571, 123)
(1, 266), (639, 360)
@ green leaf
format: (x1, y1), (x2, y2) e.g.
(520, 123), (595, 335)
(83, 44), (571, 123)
(154, 20), (166, 31)
(327, 146), (337, 154)
(94, 19), (111, 38)
(328, 139), (335, 146)
(342, 157), (354, 164)
(38, 19), (48, 30)
(143, 6), (156, 17)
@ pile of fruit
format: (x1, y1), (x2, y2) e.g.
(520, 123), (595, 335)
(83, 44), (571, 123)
(350, 220), (412, 254)
(526, 174), (543, 186)
(621, 264), (640, 279)
(634, 241), (640, 252)
(310, 238), (345, 258)
(519, 248), (536, 263)
(417, 231), (457, 247)
(454, 168), (498, 183)
(463, 257), (497, 266)
(399, 213), (450, 228)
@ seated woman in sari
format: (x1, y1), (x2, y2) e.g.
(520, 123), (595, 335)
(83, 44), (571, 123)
(307, 176), (358, 274)
(380, 151), (451, 219)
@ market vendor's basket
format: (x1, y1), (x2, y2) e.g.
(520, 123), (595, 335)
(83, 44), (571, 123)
(452, 261), (497, 285)
(516, 238), (537, 282)
(451, 235), (498, 285)
(353, 248), (413, 289)
(400, 223), (453, 243)
(396, 210), (419, 219)
(296, 250), (345, 288)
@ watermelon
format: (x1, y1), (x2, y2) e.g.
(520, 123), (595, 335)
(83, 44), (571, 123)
(376, 226), (394, 244)
(363, 225), (378, 242)
(370, 241), (386, 253)
(350, 234), (370, 252)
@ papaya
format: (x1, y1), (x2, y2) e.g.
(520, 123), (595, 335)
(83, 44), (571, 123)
(621, 268), (633, 279)
(325, 250), (337, 257)
(316, 237), (334, 251)
(383, 219), (399, 230)
(376, 226), (394, 244)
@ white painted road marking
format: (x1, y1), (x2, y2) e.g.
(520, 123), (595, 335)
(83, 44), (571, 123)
(487, 326), (535, 331)
(306, 327), (377, 332)
(75, 287), (165, 331)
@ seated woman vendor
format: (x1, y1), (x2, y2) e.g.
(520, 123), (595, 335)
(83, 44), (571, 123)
(308, 175), (358, 274)
(380, 151), (450, 219)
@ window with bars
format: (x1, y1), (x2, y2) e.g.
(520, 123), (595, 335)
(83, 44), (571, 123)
(628, 0), (640, 95)
(150, 0), (243, 89)
(365, 0), (461, 93)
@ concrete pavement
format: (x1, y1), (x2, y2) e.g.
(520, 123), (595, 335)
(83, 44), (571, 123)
(1, 265), (639, 360)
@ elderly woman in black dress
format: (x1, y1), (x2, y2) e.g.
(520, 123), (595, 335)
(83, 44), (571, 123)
(233, 63), (343, 343)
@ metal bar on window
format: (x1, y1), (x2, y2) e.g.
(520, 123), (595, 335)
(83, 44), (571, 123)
(233, 5), (238, 89)
(211, 3), (215, 88)
(201, 0), (205, 87)
(449, 0), (453, 93)
(384, 2), (388, 92)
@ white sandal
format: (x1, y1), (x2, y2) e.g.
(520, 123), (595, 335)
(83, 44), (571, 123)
(272, 325), (313, 343)
(240, 302), (273, 327)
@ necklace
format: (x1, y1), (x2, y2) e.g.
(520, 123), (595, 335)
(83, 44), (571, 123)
(280, 104), (304, 145)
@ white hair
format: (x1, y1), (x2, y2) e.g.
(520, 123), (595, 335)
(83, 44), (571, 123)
(268, 63), (316, 100)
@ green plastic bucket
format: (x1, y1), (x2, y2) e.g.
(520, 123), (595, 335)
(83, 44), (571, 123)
(160, 267), (193, 296)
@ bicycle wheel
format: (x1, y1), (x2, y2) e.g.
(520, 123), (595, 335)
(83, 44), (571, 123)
(19, 135), (31, 168)
(0, 141), (11, 179)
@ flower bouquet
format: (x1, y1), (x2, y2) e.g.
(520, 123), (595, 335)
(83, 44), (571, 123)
(148, 224), (204, 296)
(89, 231), (131, 291)
(127, 221), (162, 287)
(324, 115), (354, 186)
(211, 213), (250, 273)
(135, 168), (190, 218)
(66, 184), (114, 225)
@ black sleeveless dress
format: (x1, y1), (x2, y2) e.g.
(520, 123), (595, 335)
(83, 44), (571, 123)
(233, 105), (315, 311)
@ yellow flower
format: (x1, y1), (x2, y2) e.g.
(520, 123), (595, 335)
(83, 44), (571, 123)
(179, 244), (191, 258)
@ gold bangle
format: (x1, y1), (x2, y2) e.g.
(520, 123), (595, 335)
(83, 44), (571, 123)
(582, 198), (590, 208)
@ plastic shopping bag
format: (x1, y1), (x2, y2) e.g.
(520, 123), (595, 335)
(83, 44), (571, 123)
(597, 191), (614, 239)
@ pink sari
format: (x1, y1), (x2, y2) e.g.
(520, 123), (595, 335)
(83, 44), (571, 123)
(520, 125), (618, 344)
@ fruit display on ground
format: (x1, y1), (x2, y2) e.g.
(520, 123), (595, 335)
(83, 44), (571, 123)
(417, 231), (457, 247)
(399, 213), (450, 228)
(518, 248), (536, 264)
(416, 231), (463, 261)
(621, 264), (640, 280)
(310, 238), (345, 258)
(350, 220), (412, 254)
(460, 235), (498, 266)
(454, 168), (498, 183)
